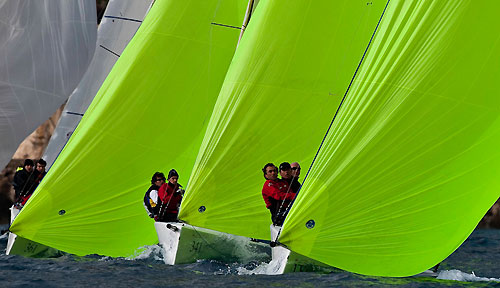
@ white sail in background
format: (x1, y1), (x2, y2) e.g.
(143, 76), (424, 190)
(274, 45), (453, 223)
(0, 0), (97, 170)
(43, 0), (153, 169)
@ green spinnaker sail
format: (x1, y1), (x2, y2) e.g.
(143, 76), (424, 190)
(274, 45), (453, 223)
(180, 0), (388, 240)
(280, 0), (500, 277)
(10, 0), (247, 257)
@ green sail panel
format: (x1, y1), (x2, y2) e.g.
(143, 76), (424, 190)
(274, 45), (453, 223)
(180, 1), (387, 240)
(280, 0), (500, 277)
(10, 0), (247, 257)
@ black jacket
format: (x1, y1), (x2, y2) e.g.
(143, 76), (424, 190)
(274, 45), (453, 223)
(291, 178), (301, 193)
(12, 169), (37, 199)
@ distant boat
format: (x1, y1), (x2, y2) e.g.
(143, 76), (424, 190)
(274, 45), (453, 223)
(0, 0), (96, 171)
(11, 0), (500, 278)
(6, 0), (152, 257)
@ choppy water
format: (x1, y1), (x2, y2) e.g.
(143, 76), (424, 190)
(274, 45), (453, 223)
(1, 228), (499, 287)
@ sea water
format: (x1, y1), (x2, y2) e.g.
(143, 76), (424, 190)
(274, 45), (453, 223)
(1, 228), (499, 287)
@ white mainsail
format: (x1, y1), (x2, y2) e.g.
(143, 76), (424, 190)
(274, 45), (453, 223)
(0, 0), (96, 170)
(42, 0), (153, 169)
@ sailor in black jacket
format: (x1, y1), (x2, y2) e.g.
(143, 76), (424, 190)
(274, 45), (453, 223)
(12, 159), (35, 200)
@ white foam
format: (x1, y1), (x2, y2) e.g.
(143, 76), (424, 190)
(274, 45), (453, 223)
(236, 259), (282, 275)
(437, 269), (500, 282)
(126, 244), (167, 262)
(225, 236), (270, 264)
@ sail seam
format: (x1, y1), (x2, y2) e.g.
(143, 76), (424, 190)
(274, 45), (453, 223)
(104, 16), (142, 23)
(66, 112), (84, 117)
(210, 22), (242, 30)
(99, 45), (120, 58)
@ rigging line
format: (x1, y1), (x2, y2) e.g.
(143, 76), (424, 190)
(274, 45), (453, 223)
(301, 0), (390, 190)
(158, 183), (181, 221)
(275, 0), (391, 241)
(46, 125), (78, 173)
(45, 111), (84, 172)
(99, 45), (120, 58)
(275, 175), (297, 222)
(104, 15), (142, 23)
(210, 22), (242, 30)
(66, 111), (84, 116)
(15, 167), (37, 205)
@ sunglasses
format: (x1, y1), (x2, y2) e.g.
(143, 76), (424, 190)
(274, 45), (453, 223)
(155, 178), (165, 182)
(291, 167), (300, 170)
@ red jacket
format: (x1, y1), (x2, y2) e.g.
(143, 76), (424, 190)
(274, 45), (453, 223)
(157, 182), (183, 214)
(262, 179), (296, 208)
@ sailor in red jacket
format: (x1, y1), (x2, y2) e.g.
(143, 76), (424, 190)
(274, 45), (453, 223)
(155, 169), (184, 222)
(261, 162), (296, 226)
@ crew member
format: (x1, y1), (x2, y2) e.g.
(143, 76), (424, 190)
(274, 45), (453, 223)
(290, 162), (301, 193)
(261, 163), (296, 226)
(143, 172), (165, 218)
(16, 159), (48, 206)
(12, 159), (36, 208)
(156, 169), (184, 222)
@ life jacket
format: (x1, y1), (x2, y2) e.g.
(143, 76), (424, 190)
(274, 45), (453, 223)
(143, 184), (160, 218)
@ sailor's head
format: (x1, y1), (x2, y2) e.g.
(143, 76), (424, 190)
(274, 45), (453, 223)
(151, 172), (166, 185)
(23, 159), (34, 172)
(168, 169), (179, 185)
(279, 162), (292, 180)
(262, 163), (278, 181)
(36, 159), (47, 173)
(291, 162), (301, 178)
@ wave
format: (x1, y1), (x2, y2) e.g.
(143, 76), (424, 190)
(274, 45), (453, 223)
(437, 270), (500, 282)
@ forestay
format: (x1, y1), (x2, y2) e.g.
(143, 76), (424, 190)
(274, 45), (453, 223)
(0, 0), (96, 170)
(10, 0), (248, 257)
(280, 0), (500, 277)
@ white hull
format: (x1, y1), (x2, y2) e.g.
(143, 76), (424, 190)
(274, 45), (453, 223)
(267, 224), (337, 274)
(7, 206), (63, 257)
(155, 222), (271, 265)
(5, 206), (20, 255)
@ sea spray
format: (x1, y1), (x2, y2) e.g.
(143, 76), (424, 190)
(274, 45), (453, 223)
(437, 269), (500, 282)
(126, 244), (167, 262)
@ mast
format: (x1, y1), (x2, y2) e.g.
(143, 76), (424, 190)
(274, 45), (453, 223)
(237, 0), (257, 46)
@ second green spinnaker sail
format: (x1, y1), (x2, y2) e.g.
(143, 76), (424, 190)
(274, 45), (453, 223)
(180, 0), (388, 240)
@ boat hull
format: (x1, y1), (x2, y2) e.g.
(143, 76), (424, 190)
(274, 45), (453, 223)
(155, 222), (271, 265)
(268, 224), (336, 274)
(6, 206), (64, 258)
